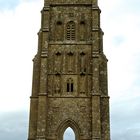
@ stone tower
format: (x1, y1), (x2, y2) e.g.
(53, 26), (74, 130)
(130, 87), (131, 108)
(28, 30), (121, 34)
(28, 0), (110, 140)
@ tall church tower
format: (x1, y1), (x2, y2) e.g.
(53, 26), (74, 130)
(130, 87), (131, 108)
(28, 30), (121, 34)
(28, 0), (110, 140)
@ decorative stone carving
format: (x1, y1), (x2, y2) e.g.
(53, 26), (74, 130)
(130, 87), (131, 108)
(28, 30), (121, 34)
(79, 75), (86, 93)
(54, 74), (61, 94)
(80, 51), (86, 73)
(67, 51), (74, 73)
(55, 51), (62, 73)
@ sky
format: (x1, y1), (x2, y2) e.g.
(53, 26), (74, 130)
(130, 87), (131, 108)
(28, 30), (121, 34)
(0, 0), (140, 140)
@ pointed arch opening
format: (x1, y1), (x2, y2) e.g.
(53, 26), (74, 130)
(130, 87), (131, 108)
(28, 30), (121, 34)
(57, 119), (80, 140)
(63, 127), (75, 140)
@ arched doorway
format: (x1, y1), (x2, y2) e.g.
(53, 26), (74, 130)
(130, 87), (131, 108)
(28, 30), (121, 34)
(57, 119), (80, 140)
(63, 127), (75, 140)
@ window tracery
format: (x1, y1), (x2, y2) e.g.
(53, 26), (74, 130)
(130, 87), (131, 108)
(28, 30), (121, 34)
(66, 21), (76, 41)
(67, 78), (74, 93)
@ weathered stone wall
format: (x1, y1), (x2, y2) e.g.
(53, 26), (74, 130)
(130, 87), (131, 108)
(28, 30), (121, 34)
(49, 6), (91, 42)
(46, 98), (92, 139)
(28, 0), (110, 140)
(47, 44), (92, 97)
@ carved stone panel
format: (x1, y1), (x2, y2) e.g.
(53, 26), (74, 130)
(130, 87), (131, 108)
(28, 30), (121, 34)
(54, 51), (62, 73)
(79, 75), (86, 94)
(55, 20), (64, 41)
(80, 51), (86, 73)
(66, 51), (74, 73)
(54, 74), (61, 95)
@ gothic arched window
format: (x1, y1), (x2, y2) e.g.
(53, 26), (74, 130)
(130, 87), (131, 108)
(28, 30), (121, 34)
(67, 78), (74, 92)
(66, 21), (75, 41)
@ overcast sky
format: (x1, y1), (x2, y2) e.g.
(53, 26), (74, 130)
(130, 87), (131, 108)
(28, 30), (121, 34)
(0, 0), (140, 140)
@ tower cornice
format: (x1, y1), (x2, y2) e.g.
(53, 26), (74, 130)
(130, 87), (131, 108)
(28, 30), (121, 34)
(44, 0), (98, 5)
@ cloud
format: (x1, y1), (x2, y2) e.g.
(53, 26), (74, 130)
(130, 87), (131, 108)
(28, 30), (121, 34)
(0, 0), (43, 112)
(0, 1), (43, 139)
(99, 0), (140, 98)
(0, 0), (20, 10)
(0, 111), (28, 140)
(0, 0), (41, 10)
(99, 0), (140, 139)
